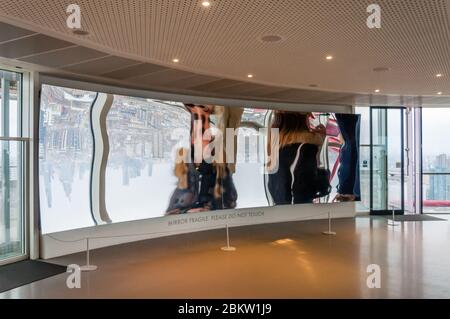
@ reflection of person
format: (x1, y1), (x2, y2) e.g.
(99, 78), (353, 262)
(267, 111), (329, 204)
(334, 114), (361, 201)
(166, 105), (243, 214)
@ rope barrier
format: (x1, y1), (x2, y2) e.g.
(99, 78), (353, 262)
(48, 210), (340, 271)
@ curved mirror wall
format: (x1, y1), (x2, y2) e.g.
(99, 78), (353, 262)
(39, 84), (361, 234)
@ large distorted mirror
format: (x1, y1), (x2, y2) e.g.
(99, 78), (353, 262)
(39, 84), (360, 233)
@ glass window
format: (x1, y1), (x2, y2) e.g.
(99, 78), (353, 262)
(0, 70), (21, 138)
(369, 108), (404, 212)
(422, 108), (450, 213)
(1, 69), (24, 262)
(39, 85), (97, 233)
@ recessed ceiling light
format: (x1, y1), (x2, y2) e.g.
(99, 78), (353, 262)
(172, 58), (180, 63)
(374, 89), (380, 93)
(373, 67), (390, 72)
(247, 74), (254, 78)
(72, 29), (89, 36)
(437, 92), (443, 95)
(260, 35), (284, 43)
(202, 1), (211, 7)
(436, 74), (443, 78)
(326, 55), (333, 60)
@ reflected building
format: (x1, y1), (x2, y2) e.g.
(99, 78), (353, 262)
(428, 154), (450, 201)
(39, 85), (96, 208)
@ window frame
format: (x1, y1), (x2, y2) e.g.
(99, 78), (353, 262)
(0, 65), (30, 266)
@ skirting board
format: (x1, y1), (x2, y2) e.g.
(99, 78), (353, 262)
(40, 202), (356, 259)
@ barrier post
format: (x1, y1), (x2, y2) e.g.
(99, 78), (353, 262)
(221, 224), (236, 251)
(322, 211), (337, 236)
(80, 238), (98, 271)
(388, 206), (400, 227)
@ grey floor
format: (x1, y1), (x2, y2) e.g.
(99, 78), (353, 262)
(1, 215), (450, 299)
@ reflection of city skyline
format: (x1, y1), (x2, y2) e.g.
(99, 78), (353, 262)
(39, 85), (347, 233)
(40, 87), (273, 207)
(40, 85), (95, 209)
(423, 154), (450, 172)
(424, 154), (450, 207)
(107, 95), (190, 186)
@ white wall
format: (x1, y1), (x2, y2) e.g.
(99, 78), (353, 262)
(41, 202), (356, 259)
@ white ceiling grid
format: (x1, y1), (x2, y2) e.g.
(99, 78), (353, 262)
(0, 0), (450, 96)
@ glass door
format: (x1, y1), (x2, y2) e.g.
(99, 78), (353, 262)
(370, 107), (405, 215)
(0, 69), (26, 265)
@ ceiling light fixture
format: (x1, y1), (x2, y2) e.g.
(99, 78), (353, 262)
(172, 58), (180, 63)
(260, 35), (284, 43)
(437, 92), (443, 95)
(326, 55), (333, 61)
(72, 29), (89, 36)
(436, 74), (443, 78)
(202, 1), (211, 7)
(374, 89), (380, 93)
(373, 67), (390, 72)
(247, 74), (254, 78)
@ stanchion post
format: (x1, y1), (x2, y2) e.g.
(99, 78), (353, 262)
(322, 211), (337, 236)
(80, 238), (98, 271)
(221, 224), (236, 251)
(388, 206), (400, 227)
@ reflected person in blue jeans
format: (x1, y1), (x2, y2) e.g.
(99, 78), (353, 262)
(335, 114), (361, 202)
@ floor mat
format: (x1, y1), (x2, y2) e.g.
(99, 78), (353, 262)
(385, 215), (447, 222)
(0, 260), (66, 293)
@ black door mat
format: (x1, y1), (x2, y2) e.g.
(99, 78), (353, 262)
(384, 215), (447, 222)
(0, 260), (66, 293)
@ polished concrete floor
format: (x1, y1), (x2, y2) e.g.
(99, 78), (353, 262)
(1, 215), (450, 299)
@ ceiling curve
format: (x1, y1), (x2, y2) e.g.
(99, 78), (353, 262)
(1, 0), (450, 97)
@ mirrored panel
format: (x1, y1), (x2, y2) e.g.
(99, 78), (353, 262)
(39, 84), (361, 233)
(39, 85), (97, 233)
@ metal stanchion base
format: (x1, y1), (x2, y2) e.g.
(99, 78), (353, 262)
(322, 231), (337, 236)
(80, 265), (98, 272)
(387, 221), (400, 227)
(221, 246), (236, 252)
(388, 208), (400, 227)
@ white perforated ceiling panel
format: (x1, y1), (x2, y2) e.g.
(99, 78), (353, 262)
(0, 0), (450, 95)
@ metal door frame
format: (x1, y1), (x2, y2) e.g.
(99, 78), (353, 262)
(369, 106), (405, 215)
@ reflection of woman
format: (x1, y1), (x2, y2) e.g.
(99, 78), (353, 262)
(267, 111), (329, 204)
(166, 104), (243, 214)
